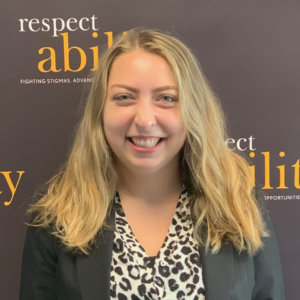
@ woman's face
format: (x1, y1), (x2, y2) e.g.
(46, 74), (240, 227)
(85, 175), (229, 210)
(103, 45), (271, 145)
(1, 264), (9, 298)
(103, 49), (186, 175)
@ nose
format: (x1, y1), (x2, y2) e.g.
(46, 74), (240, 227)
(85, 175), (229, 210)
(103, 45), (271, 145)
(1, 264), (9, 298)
(134, 98), (157, 129)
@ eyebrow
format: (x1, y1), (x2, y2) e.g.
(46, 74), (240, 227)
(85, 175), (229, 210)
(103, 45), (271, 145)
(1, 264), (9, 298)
(110, 84), (178, 93)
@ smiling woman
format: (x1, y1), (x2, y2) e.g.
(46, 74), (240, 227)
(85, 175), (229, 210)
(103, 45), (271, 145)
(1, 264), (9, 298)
(19, 28), (284, 300)
(103, 49), (186, 177)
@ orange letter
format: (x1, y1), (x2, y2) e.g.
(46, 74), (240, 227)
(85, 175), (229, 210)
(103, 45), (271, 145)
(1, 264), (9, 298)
(249, 152), (255, 186)
(0, 171), (25, 206)
(276, 152), (288, 189)
(61, 32), (87, 72)
(262, 152), (273, 189)
(292, 159), (300, 189)
(38, 47), (62, 72)
(90, 32), (99, 71)
(104, 31), (113, 48)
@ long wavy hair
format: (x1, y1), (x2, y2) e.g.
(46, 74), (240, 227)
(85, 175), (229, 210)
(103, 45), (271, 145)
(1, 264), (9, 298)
(29, 28), (267, 255)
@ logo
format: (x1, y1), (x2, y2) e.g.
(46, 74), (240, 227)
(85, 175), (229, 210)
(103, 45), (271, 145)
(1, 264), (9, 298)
(18, 15), (127, 84)
(226, 136), (300, 200)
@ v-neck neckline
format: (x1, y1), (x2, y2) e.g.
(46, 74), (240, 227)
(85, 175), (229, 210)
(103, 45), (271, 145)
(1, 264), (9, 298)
(114, 187), (188, 259)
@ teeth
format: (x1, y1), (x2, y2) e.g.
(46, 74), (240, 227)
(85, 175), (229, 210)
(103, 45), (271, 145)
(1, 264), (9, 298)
(131, 137), (160, 148)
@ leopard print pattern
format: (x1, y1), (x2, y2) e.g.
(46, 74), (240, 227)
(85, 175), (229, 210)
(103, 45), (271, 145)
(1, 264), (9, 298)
(110, 189), (205, 300)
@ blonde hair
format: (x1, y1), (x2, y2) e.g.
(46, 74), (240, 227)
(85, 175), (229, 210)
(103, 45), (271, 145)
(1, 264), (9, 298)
(29, 28), (267, 255)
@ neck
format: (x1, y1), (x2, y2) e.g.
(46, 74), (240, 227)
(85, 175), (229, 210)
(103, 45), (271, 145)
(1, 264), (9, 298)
(116, 160), (182, 206)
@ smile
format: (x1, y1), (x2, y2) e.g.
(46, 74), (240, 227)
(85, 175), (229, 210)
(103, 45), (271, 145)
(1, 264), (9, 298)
(128, 137), (163, 148)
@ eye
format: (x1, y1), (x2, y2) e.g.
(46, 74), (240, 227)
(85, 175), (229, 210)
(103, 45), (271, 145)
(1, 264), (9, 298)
(158, 94), (178, 104)
(162, 95), (174, 101)
(113, 94), (132, 101)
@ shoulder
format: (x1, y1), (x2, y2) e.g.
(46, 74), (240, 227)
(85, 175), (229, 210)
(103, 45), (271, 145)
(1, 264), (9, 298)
(21, 225), (61, 281)
(27, 223), (57, 240)
(251, 189), (285, 299)
(227, 190), (285, 299)
(20, 225), (85, 300)
(19, 226), (59, 299)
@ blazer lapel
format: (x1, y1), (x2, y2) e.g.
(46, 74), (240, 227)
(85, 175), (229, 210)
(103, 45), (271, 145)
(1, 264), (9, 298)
(200, 243), (233, 300)
(76, 206), (234, 300)
(76, 226), (114, 300)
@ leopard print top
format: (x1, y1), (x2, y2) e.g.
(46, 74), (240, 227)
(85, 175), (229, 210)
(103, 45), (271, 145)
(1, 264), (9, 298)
(110, 189), (205, 300)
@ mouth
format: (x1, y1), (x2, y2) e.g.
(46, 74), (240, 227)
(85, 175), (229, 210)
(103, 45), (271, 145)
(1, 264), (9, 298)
(127, 136), (165, 148)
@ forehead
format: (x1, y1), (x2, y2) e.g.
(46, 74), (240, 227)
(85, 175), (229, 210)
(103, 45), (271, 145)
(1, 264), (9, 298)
(107, 49), (176, 87)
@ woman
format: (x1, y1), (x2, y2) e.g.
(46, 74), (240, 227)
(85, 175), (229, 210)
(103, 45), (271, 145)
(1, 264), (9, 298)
(19, 28), (284, 299)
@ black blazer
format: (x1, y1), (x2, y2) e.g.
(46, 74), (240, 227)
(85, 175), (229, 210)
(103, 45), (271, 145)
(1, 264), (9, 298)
(19, 201), (285, 300)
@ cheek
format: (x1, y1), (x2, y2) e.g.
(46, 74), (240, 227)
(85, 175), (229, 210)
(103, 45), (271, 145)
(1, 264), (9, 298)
(160, 111), (186, 138)
(103, 107), (129, 142)
(177, 126), (187, 147)
(171, 118), (186, 147)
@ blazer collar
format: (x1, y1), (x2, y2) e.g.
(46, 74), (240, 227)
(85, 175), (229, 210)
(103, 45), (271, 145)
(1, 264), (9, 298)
(76, 221), (233, 300)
